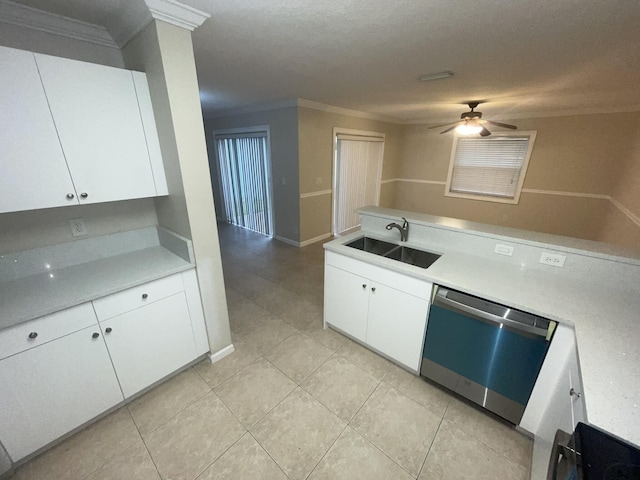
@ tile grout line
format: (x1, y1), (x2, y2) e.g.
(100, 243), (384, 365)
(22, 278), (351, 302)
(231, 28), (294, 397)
(125, 406), (164, 480)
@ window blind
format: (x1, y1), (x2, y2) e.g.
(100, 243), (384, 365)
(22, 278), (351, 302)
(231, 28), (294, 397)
(334, 137), (383, 235)
(215, 134), (273, 236)
(450, 136), (530, 199)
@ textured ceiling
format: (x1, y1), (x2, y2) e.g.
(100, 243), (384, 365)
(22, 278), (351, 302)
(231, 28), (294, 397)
(15, 0), (640, 122)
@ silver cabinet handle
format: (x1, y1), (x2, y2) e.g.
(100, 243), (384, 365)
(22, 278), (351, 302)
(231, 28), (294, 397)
(28, 332), (38, 339)
(569, 388), (581, 398)
(371, 287), (376, 292)
(80, 193), (88, 199)
(362, 284), (366, 289)
(66, 193), (75, 199)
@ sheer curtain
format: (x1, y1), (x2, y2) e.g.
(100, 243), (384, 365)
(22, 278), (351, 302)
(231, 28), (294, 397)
(215, 133), (273, 236)
(334, 134), (384, 235)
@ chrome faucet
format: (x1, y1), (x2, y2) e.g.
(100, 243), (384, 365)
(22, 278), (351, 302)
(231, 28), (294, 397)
(386, 217), (409, 242)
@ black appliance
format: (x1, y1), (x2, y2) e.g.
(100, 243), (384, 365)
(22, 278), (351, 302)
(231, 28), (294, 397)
(548, 422), (640, 480)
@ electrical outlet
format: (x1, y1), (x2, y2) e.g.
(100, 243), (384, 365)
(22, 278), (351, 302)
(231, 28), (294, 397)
(540, 252), (566, 267)
(69, 218), (87, 237)
(315, 177), (322, 185)
(494, 244), (514, 256)
(281, 177), (287, 186)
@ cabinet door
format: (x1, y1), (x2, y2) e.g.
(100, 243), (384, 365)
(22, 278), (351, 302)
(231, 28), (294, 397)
(366, 282), (430, 372)
(324, 265), (369, 342)
(34, 53), (156, 204)
(101, 293), (197, 398)
(0, 46), (77, 213)
(0, 326), (123, 461)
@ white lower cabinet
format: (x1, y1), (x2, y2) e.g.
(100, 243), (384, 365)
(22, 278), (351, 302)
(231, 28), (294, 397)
(0, 325), (123, 461)
(324, 252), (432, 372)
(0, 269), (210, 464)
(324, 266), (369, 341)
(100, 292), (197, 398)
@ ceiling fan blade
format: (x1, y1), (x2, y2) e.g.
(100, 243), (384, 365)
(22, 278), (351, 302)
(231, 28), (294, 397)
(485, 120), (517, 130)
(439, 124), (461, 134)
(479, 127), (491, 137)
(428, 121), (460, 130)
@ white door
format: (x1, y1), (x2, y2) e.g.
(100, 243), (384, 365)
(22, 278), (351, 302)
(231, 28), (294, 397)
(333, 132), (384, 235)
(35, 53), (156, 204)
(366, 283), (430, 371)
(324, 265), (370, 342)
(0, 326), (123, 461)
(0, 46), (78, 213)
(100, 293), (197, 398)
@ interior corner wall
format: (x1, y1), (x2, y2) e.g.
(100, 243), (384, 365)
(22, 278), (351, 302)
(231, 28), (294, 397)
(297, 107), (402, 243)
(123, 20), (231, 352)
(204, 107), (301, 242)
(394, 112), (640, 248)
(599, 114), (640, 249)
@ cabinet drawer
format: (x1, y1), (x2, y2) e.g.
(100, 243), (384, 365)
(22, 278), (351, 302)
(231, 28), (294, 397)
(0, 303), (97, 360)
(93, 274), (184, 321)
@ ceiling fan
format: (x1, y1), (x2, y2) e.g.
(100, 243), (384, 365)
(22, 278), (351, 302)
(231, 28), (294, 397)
(429, 102), (517, 136)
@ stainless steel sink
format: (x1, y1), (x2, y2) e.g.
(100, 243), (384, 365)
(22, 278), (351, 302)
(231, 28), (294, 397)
(384, 245), (441, 269)
(345, 237), (398, 256)
(345, 236), (441, 269)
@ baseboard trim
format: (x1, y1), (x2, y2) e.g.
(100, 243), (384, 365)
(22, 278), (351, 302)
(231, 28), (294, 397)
(300, 233), (332, 247)
(208, 344), (234, 364)
(610, 197), (640, 227)
(275, 235), (300, 247)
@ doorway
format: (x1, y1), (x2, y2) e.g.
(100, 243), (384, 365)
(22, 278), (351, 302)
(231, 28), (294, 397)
(214, 127), (274, 237)
(332, 128), (385, 236)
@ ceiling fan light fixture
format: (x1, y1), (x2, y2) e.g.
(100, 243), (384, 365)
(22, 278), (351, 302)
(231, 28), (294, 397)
(455, 121), (483, 135)
(420, 71), (454, 82)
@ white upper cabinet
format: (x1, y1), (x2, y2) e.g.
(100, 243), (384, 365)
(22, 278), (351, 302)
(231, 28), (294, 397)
(0, 47), (78, 213)
(35, 53), (157, 204)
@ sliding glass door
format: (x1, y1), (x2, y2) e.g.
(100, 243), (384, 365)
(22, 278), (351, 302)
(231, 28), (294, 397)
(215, 131), (273, 236)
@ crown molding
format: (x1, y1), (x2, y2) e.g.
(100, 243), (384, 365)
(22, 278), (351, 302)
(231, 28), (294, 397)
(297, 98), (403, 124)
(0, 0), (117, 48)
(112, 0), (210, 48)
(204, 99), (300, 118)
(205, 98), (404, 123)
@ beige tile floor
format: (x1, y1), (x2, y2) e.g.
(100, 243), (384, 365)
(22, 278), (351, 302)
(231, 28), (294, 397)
(8, 224), (532, 480)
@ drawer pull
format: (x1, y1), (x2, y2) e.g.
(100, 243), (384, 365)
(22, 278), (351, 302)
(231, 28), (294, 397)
(362, 284), (367, 289)
(371, 287), (376, 292)
(105, 327), (112, 333)
(28, 332), (38, 339)
(80, 192), (88, 199)
(569, 387), (581, 398)
(92, 332), (100, 339)
(142, 293), (148, 299)
(66, 193), (75, 200)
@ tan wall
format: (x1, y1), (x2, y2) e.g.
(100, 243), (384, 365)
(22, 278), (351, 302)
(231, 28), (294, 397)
(204, 108), (300, 242)
(297, 107), (402, 242)
(394, 112), (640, 249)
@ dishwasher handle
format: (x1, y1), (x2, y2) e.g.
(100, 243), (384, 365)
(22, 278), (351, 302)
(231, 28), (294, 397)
(434, 292), (550, 338)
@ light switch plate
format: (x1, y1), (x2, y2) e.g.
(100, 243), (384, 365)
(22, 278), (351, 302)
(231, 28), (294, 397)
(69, 218), (87, 236)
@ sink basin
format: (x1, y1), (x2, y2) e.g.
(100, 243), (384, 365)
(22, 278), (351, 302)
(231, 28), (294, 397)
(384, 245), (441, 269)
(345, 237), (397, 256)
(345, 236), (441, 269)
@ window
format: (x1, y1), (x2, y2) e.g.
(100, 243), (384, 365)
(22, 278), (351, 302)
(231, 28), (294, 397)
(445, 132), (536, 204)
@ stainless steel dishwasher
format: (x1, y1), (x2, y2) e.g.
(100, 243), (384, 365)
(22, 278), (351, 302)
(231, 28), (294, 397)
(421, 287), (556, 425)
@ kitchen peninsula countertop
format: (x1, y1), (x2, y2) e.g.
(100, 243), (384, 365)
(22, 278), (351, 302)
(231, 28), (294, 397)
(0, 226), (194, 330)
(324, 207), (640, 447)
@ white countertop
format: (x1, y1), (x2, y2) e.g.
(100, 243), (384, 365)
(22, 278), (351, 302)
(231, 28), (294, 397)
(0, 226), (195, 331)
(0, 246), (193, 330)
(325, 228), (640, 446)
